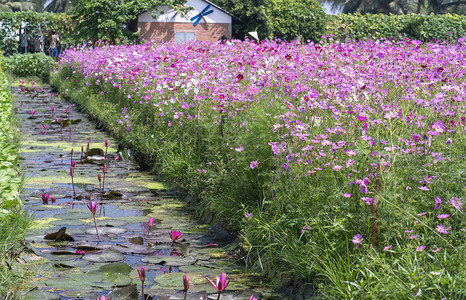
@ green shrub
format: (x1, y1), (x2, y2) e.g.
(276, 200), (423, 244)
(0, 55), (23, 213)
(2, 52), (55, 80)
(270, 0), (328, 41)
(326, 13), (466, 41)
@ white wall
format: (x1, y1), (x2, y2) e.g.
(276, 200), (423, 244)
(138, 0), (231, 24)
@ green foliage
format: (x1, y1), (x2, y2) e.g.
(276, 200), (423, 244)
(211, 0), (273, 40)
(2, 52), (55, 80)
(212, 0), (327, 41)
(269, 0), (327, 41)
(0, 53), (23, 213)
(0, 11), (73, 47)
(71, 0), (190, 43)
(326, 13), (466, 41)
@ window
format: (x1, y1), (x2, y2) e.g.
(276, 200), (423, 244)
(175, 32), (195, 43)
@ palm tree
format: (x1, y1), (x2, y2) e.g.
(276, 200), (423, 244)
(32, 0), (71, 12)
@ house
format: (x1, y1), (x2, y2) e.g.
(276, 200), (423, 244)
(137, 0), (233, 43)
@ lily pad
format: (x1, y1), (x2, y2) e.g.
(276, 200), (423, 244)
(85, 227), (127, 235)
(54, 260), (91, 268)
(59, 290), (95, 298)
(44, 227), (75, 242)
(76, 245), (102, 252)
(128, 236), (144, 245)
(83, 248), (125, 263)
(50, 219), (86, 226)
(107, 284), (138, 300)
(141, 255), (196, 266)
(45, 277), (91, 290)
(94, 219), (128, 227)
(54, 212), (89, 220)
(23, 289), (60, 300)
(103, 190), (124, 199)
(85, 148), (105, 157)
(113, 244), (158, 255)
(100, 262), (131, 275)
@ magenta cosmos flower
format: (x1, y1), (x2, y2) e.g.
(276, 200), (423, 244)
(434, 197), (441, 210)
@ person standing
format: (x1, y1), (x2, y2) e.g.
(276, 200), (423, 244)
(20, 29), (28, 54)
(50, 31), (60, 58)
(34, 35), (42, 52)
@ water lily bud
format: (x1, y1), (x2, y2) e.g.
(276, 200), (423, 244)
(183, 275), (189, 291)
(138, 267), (146, 282)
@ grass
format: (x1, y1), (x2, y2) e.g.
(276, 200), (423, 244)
(0, 208), (34, 299)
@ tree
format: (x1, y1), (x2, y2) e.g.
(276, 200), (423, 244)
(269, 0), (327, 41)
(71, 0), (190, 44)
(213, 0), (326, 41)
(212, 0), (273, 40)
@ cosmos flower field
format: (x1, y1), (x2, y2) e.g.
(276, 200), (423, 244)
(56, 38), (465, 298)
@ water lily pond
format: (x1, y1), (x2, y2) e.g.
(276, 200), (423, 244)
(14, 85), (279, 300)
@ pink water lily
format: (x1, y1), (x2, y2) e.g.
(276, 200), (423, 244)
(145, 217), (157, 238)
(87, 200), (100, 241)
(88, 200), (98, 214)
(41, 193), (49, 204)
(103, 139), (110, 158)
(205, 272), (230, 299)
(169, 230), (183, 243)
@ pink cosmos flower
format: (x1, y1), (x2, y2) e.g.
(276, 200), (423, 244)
(333, 165), (343, 171)
(437, 214), (450, 219)
(361, 197), (374, 205)
(352, 234), (363, 245)
(383, 245), (392, 251)
(416, 245), (426, 252)
(450, 197), (462, 210)
(435, 224), (451, 234)
(432, 121), (445, 133)
(250, 160), (259, 169)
